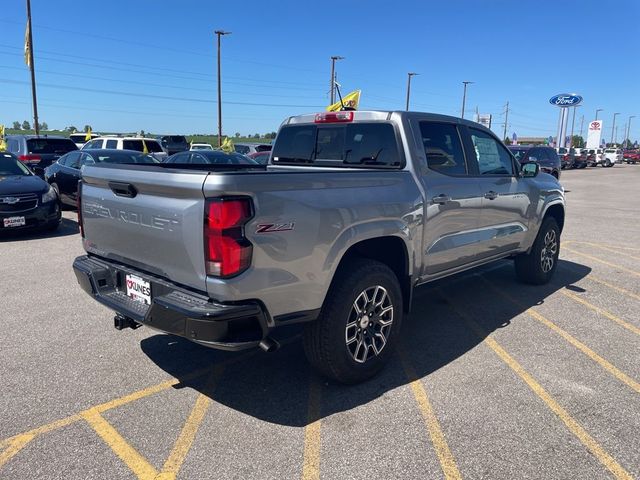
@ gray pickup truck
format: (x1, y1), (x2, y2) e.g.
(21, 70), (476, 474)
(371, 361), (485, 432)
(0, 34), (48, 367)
(73, 111), (565, 383)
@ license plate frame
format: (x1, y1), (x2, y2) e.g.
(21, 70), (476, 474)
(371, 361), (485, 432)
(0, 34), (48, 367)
(125, 273), (152, 305)
(3, 216), (26, 228)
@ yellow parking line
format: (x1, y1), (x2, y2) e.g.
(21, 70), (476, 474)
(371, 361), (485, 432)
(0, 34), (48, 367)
(562, 246), (640, 278)
(82, 408), (159, 479)
(585, 244), (640, 262)
(582, 274), (640, 302)
(0, 414), (82, 468)
(301, 375), (322, 480)
(561, 290), (640, 337)
(476, 276), (640, 395)
(438, 289), (633, 480)
(564, 240), (640, 253)
(401, 353), (462, 480)
(159, 367), (223, 480)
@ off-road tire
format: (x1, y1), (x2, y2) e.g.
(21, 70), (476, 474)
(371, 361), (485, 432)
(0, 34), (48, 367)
(303, 258), (403, 384)
(515, 217), (560, 285)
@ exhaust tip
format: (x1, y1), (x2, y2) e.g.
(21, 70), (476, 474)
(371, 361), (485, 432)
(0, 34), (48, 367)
(259, 337), (280, 353)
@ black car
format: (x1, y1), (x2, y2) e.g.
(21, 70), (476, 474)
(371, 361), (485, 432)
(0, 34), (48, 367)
(44, 149), (158, 207)
(165, 150), (260, 165)
(508, 145), (561, 179)
(157, 135), (189, 155)
(0, 152), (61, 232)
(5, 135), (78, 177)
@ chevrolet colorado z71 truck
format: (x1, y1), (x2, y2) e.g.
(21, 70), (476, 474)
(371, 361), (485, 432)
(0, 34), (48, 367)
(73, 111), (565, 383)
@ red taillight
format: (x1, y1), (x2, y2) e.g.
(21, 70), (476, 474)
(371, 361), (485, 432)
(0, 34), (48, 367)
(77, 181), (84, 238)
(314, 111), (354, 123)
(19, 154), (41, 164)
(204, 197), (253, 277)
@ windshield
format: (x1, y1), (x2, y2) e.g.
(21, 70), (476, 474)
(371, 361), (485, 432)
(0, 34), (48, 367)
(27, 138), (77, 155)
(0, 153), (31, 176)
(191, 144), (213, 150)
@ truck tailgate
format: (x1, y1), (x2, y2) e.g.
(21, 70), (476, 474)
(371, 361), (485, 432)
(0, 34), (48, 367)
(80, 165), (209, 292)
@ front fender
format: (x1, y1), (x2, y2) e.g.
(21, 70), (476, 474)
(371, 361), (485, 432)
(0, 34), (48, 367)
(522, 187), (565, 252)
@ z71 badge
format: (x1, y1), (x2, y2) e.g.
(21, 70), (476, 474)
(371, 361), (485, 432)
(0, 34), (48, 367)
(256, 223), (295, 234)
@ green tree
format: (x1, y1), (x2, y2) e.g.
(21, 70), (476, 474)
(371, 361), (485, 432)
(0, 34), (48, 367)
(83, 124), (92, 132)
(12, 121), (21, 130)
(571, 135), (584, 148)
(234, 132), (241, 138)
(254, 133), (260, 139)
(22, 120), (31, 130)
(39, 122), (48, 131)
(503, 137), (512, 145)
(66, 125), (78, 132)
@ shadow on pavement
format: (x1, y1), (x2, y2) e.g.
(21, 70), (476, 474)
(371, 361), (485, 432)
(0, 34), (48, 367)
(141, 259), (591, 427)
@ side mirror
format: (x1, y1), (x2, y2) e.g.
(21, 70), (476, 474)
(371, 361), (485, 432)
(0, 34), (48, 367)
(521, 162), (539, 178)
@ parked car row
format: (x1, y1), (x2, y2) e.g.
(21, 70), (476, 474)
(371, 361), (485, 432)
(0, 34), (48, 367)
(555, 147), (624, 169)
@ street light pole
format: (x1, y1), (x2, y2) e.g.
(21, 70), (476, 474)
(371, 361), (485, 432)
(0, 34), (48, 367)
(406, 72), (418, 111)
(625, 115), (635, 149)
(595, 108), (603, 120)
(611, 112), (620, 147)
(25, 0), (39, 135)
(461, 81), (474, 119)
(329, 56), (344, 104)
(215, 30), (231, 148)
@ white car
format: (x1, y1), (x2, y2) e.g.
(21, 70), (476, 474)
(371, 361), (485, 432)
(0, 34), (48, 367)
(190, 143), (214, 151)
(585, 148), (605, 167)
(82, 137), (168, 161)
(602, 148), (622, 167)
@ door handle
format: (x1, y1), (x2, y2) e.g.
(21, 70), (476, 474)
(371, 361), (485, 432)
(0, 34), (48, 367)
(484, 191), (498, 200)
(431, 194), (451, 205)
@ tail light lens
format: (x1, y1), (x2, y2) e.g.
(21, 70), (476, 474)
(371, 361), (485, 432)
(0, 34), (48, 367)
(19, 154), (41, 164)
(77, 181), (84, 238)
(204, 197), (253, 277)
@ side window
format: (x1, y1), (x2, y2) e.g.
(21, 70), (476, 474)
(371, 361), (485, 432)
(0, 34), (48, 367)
(66, 152), (81, 169)
(80, 153), (96, 166)
(105, 139), (117, 148)
(469, 128), (514, 175)
(419, 122), (467, 175)
(168, 152), (190, 163)
(234, 145), (250, 155)
(527, 148), (540, 162)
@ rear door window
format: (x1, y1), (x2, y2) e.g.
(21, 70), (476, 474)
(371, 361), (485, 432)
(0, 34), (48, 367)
(65, 152), (81, 169)
(105, 139), (117, 148)
(419, 122), (467, 175)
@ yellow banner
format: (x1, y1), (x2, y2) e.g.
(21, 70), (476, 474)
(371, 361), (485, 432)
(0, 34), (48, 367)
(221, 137), (234, 153)
(327, 90), (360, 112)
(85, 127), (92, 141)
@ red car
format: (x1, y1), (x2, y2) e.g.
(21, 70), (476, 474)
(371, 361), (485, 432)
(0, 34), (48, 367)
(623, 150), (640, 164)
(247, 151), (270, 165)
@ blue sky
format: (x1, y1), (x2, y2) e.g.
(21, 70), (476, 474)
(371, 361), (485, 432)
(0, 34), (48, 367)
(1, 0), (638, 142)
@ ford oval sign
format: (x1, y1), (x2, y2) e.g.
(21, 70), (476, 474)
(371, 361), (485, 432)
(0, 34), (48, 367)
(549, 93), (583, 107)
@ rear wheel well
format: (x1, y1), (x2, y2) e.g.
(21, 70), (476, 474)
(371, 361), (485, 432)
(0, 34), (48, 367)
(337, 237), (411, 312)
(544, 204), (565, 233)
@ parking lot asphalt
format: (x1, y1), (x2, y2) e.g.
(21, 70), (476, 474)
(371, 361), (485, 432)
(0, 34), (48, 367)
(1, 165), (639, 480)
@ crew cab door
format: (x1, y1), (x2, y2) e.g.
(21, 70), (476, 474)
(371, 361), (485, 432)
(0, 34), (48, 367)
(415, 120), (485, 276)
(463, 126), (532, 258)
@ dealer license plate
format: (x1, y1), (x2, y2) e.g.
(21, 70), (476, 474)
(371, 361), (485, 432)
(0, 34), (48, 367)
(3, 216), (26, 228)
(125, 274), (151, 305)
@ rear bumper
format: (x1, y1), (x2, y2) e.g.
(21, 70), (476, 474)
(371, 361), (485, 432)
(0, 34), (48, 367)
(73, 255), (270, 351)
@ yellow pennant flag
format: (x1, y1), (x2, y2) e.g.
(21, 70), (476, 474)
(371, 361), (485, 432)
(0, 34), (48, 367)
(327, 89), (361, 112)
(221, 136), (234, 153)
(142, 139), (149, 154)
(24, 22), (31, 68)
(0, 124), (6, 152)
(84, 127), (92, 141)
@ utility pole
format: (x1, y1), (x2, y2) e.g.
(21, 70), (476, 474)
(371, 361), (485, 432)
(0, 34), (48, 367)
(611, 112), (620, 147)
(595, 108), (603, 120)
(579, 114), (584, 139)
(405, 72), (418, 111)
(329, 56), (344, 104)
(569, 105), (580, 148)
(461, 81), (473, 119)
(214, 30), (231, 147)
(625, 115), (635, 149)
(25, 0), (39, 135)
(502, 101), (509, 142)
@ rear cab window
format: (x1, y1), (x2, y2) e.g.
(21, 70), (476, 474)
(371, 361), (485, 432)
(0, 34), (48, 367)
(272, 122), (402, 168)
